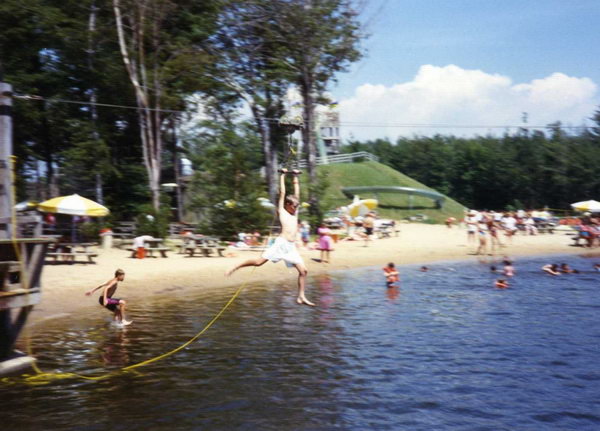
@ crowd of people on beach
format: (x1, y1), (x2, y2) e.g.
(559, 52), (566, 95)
(460, 208), (556, 255)
(83, 174), (599, 324)
(572, 212), (600, 247)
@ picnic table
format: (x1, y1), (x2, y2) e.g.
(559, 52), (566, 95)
(46, 242), (98, 264)
(128, 238), (170, 258)
(180, 235), (226, 257)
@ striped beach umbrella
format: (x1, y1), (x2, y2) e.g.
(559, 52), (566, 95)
(37, 194), (109, 217)
(571, 200), (600, 213)
(347, 198), (378, 218)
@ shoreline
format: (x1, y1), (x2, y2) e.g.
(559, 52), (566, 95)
(28, 223), (591, 325)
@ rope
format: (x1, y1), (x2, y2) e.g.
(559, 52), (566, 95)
(5, 197), (281, 386)
(20, 279), (249, 384)
(4, 119), (291, 384)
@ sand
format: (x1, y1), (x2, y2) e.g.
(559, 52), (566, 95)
(29, 223), (587, 325)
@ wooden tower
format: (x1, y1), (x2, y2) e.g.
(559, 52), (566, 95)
(0, 82), (53, 376)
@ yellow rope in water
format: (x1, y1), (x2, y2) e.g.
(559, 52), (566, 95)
(17, 213), (279, 385)
(22, 278), (249, 383)
(4, 148), (285, 385)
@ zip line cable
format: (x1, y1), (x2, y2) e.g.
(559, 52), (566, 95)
(13, 93), (591, 131)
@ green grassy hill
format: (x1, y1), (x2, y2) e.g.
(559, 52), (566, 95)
(313, 161), (467, 223)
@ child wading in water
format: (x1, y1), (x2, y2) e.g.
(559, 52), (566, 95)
(226, 168), (314, 306)
(383, 262), (399, 287)
(86, 269), (132, 325)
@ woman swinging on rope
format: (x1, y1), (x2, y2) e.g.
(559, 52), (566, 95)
(225, 168), (315, 306)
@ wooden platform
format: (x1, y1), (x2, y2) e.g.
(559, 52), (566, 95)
(1, 238), (53, 362)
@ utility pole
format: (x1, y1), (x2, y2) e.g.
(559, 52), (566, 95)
(0, 81), (13, 239)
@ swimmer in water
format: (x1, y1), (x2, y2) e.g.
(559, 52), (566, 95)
(542, 264), (560, 276)
(503, 260), (515, 277)
(559, 263), (579, 274)
(495, 279), (509, 288)
(86, 269), (131, 325)
(383, 262), (400, 287)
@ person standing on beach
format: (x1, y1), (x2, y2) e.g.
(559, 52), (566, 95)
(465, 211), (478, 245)
(475, 218), (489, 255)
(225, 169), (314, 306)
(317, 222), (333, 263)
(502, 212), (518, 244)
(299, 221), (310, 248)
(85, 269), (131, 325)
(363, 212), (376, 246)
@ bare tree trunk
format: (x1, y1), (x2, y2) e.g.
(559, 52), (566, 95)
(88, 1), (104, 205)
(252, 107), (277, 203)
(300, 76), (318, 215)
(113, 0), (163, 210)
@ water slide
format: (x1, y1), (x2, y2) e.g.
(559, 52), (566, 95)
(341, 186), (446, 209)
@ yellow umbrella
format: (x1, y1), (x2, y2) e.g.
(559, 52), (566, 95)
(37, 194), (109, 217)
(571, 200), (600, 213)
(347, 198), (378, 218)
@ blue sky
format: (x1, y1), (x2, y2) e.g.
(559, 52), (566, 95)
(329, 0), (600, 140)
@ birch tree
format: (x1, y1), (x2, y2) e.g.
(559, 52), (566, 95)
(113, 0), (169, 209)
(113, 0), (217, 210)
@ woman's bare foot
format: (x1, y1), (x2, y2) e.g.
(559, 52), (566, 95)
(296, 296), (315, 306)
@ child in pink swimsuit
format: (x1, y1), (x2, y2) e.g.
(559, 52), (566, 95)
(317, 223), (333, 263)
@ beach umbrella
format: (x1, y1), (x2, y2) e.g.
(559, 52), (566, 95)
(257, 197), (275, 209)
(37, 194), (109, 217)
(14, 201), (37, 212)
(570, 200), (600, 213)
(347, 198), (378, 218)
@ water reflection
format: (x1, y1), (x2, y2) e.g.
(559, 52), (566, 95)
(314, 273), (335, 314)
(101, 327), (131, 367)
(386, 285), (400, 302)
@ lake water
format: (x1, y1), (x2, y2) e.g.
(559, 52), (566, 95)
(3, 254), (600, 430)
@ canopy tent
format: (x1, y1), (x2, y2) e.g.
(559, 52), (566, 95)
(37, 194), (109, 217)
(570, 200), (600, 213)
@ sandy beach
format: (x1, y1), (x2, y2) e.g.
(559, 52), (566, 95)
(30, 223), (588, 325)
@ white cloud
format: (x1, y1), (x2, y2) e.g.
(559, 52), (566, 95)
(338, 65), (599, 141)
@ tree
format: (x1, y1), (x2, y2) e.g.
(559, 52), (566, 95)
(112, 0), (219, 210)
(273, 0), (364, 218)
(188, 122), (270, 240)
(203, 0), (292, 203)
